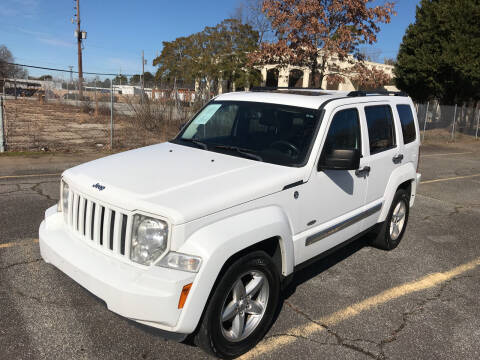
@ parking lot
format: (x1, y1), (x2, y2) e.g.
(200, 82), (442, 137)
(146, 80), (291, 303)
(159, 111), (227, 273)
(1, 144), (479, 360)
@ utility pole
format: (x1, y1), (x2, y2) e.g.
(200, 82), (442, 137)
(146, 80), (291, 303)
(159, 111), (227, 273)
(141, 50), (145, 102)
(0, 95), (5, 152)
(75, 0), (85, 100)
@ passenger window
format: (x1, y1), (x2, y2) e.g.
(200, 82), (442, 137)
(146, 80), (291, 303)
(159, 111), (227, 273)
(396, 105), (416, 144)
(365, 105), (396, 155)
(322, 108), (361, 159)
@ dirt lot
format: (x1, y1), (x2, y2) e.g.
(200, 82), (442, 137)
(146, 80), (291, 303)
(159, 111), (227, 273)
(2, 98), (164, 152)
(1, 143), (480, 359)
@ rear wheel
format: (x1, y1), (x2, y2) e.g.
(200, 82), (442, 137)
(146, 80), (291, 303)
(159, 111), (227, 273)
(194, 251), (280, 358)
(371, 188), (410, 250)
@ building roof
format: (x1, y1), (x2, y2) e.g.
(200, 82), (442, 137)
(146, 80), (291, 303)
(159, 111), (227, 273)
(214, 89), (349, 109)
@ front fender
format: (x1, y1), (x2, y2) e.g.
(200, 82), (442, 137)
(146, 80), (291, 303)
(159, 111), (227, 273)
(378, 162), (417, 222)
(172, 205), (294, 334)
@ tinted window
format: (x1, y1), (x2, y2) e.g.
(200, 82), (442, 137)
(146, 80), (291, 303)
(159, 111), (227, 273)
(322, 108), (361, 156)
(177, 101), (319, 167)
(365, 105), (396, 154)
(396, 105), (416, 144)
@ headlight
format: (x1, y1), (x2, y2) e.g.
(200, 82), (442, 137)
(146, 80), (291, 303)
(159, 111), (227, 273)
(59, 181), (69, 219)
(158, 252), (202, 273)
(131, 214), (168, 265)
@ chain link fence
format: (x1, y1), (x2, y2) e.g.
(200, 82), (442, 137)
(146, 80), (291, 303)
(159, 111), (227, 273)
(415, 101), (480, 143)
(0, 64), (210, 152)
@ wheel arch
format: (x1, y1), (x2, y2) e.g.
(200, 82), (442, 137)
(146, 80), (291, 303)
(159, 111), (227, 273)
(378, 163), (416, 222)
(173, 206), (294, 334)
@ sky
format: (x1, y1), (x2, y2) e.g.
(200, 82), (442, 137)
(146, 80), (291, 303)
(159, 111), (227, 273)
(0, 0), (421, 79)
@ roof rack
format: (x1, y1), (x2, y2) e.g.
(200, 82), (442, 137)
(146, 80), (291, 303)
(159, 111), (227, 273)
(347, 90), (407, 97)
(250, 86), (339, 96)
(251, 86), (326, 91)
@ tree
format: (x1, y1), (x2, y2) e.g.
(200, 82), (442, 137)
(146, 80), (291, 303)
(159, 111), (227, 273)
(112, 74), (128, 85)
(154, 36), (193, 86)
(100, 78), (111, 88)
(248, 0), (395, 88)
(129, 74), (141, 85)
(384, 58), (396, 66)
(395, 0), (480, 104)
(153, 19), (259, 91)
(235, 0), (275, 44)
(0, 45), (28, 79)
(351, 63), (392, 90)
(30, 74), (53, 81)
(143, 71), (155, 87)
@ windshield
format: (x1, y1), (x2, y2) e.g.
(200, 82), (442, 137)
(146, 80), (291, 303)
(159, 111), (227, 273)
(174, 101), (320, 167)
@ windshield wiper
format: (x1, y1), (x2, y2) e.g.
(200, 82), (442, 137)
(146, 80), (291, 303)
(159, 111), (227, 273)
(181, 138), (208, 150)
(214, 145), (263, 162)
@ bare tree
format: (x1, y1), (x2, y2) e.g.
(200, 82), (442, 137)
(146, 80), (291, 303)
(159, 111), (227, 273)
(0, 45), (28, 79)
(236, 0), (274, 44)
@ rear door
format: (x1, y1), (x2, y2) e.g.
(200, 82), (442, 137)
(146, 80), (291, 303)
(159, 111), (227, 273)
(360, 103), (404, 231)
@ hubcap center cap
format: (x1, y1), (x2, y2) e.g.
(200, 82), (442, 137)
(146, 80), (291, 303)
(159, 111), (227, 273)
(238, 299), (247, 311)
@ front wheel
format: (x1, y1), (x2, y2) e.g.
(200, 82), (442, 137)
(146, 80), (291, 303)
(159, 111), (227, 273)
(194, 251), (280, 358)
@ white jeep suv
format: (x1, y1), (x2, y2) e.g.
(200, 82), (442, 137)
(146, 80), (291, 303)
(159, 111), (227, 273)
(39, 89), (421, 358)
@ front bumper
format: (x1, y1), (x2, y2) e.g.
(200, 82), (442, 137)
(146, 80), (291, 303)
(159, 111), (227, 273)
(39, 206), (195, 336)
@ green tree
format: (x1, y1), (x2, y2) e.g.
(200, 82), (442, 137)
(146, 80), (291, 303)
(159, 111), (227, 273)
(153, 19), (259, 91)
(143, 71), (155, 87)
(112, 74), (128, 85)
(395, 0), (480, 104)
(129, 74), (141, 85)
(129, 72), (154, 86)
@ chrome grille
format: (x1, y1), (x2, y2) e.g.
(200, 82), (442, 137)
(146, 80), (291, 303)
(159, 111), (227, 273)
(65, 190), (132, 258)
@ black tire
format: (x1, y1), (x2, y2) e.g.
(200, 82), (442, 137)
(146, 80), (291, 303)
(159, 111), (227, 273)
(371, 188), (410, 250)
(194, 250), (280, 359)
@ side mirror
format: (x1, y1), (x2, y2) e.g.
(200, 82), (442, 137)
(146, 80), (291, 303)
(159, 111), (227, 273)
(318, 149), (360, 171)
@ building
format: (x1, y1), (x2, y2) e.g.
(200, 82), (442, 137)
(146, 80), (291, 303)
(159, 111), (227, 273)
(257, 55), (395, 91)
(112, 85), (152, 99)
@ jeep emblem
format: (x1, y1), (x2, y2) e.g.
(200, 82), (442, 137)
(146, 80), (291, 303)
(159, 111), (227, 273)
(92, 183), (105, 191)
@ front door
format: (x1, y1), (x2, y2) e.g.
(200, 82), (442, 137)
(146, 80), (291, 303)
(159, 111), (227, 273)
(298, 105), (368, 264)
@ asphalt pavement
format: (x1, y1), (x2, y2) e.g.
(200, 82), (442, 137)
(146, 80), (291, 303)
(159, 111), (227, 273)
(1, 145), (479, 360)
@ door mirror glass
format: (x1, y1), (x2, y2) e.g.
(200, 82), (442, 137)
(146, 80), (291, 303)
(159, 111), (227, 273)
(319, 149), (360, 170)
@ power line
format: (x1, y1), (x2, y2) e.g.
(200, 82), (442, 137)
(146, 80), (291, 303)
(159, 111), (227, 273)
(5, 62), (138, 77)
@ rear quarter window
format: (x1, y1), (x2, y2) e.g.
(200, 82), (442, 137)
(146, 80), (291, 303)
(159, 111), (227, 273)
(396, 105), (417, 144)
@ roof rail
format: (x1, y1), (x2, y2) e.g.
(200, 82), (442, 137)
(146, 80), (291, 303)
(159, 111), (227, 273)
(249, 86), (347, 97)
(347, 90), (408, 97)
(251, 86), (326, 91)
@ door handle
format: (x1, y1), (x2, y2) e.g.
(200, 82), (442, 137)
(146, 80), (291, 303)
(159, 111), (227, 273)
(355, 166), (371, 177)
(392, 154), (404, 164)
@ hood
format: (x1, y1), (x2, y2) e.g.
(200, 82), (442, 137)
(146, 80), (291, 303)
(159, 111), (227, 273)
(64, 143), (305, 224)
